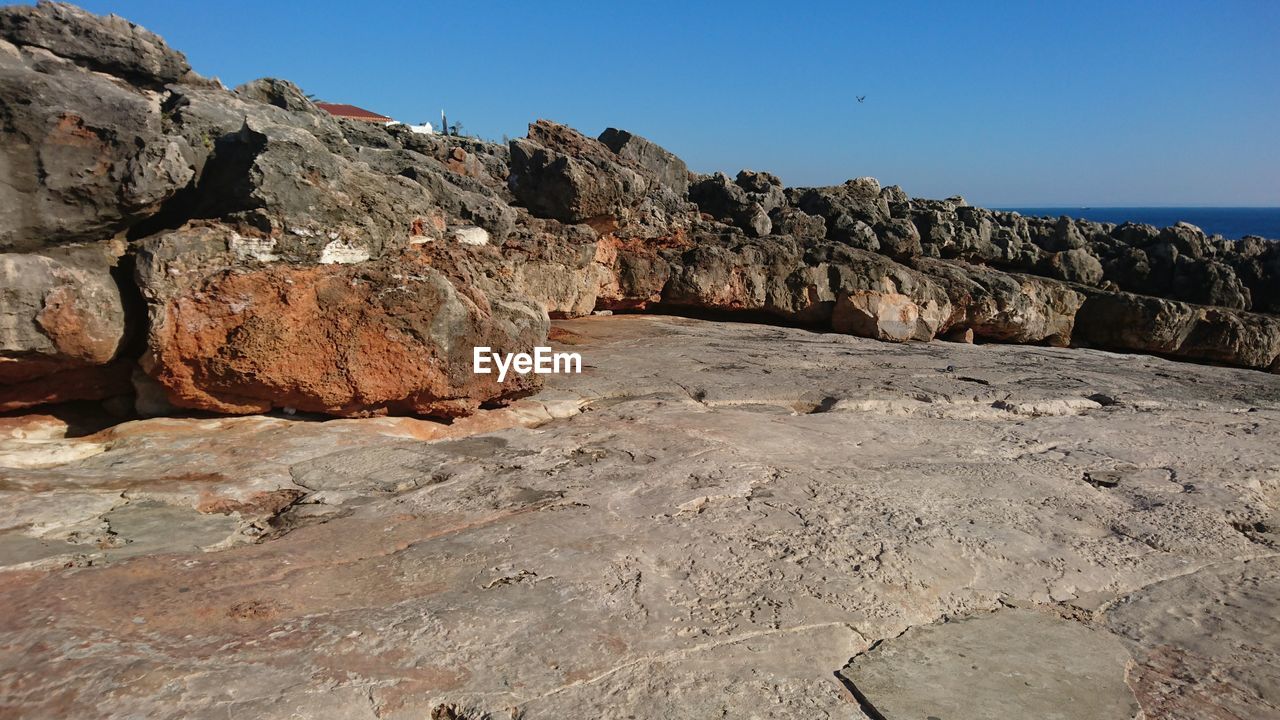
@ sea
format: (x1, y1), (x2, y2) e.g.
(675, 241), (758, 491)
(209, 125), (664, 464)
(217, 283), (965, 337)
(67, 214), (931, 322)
(996, 207), (1280, 241)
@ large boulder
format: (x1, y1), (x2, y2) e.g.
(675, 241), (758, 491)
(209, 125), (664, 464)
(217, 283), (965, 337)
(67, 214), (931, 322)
(503, 216), (606, 318)
(134, 224), (549, 417)
(790, 177), (890, 227)
(1229, 237), (1280, 313)
(1043, 248), (1105, 286)
(1074, 291), (1280, 372)
(913, 258), (1084, 346)
(360, 145), (518, 243)
(794, 178), (929, 260)
(598, 128), (689, 195)
(0, 1), (192, 86)
(390, 128), (513, 192)
(189, 118), (441, 250)
(688, 172), (777, 237)
(233, 77), (316, 113)
(161, 81), (346, 181)
(827, 248), (951, 342)
(0, 245), (132, 410)
(769, 207), (827, 240)
(508, 121), (649, 225)
(663, 234), (803, 315)
(660, 234), (952, 342)
(0, 30), (195, 250)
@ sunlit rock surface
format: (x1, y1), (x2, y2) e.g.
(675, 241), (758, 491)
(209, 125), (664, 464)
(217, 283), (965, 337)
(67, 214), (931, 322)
(1, 315), (1276, 718)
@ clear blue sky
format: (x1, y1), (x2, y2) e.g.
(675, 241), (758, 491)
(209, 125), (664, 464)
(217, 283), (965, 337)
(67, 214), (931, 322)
(57, 0), (1280, 206)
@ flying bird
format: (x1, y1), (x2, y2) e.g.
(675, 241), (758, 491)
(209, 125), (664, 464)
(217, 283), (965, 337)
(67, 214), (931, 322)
(856, 95), (866, 103)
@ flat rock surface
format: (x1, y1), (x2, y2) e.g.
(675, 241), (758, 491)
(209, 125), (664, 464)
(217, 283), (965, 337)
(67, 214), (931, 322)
(836, 609), (1138, 720)
(1, 315), (1278, 719)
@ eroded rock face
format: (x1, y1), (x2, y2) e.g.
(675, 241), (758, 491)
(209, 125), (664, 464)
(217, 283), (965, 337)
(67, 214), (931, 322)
(2, 1), (1280, 419)
(0, 246), (131, 410)
(134, 224), (547, 417)
(915, 258), (1084, 346)
(827, 249), (951, 341)
(508, 120), (650, 224)
(0, 0), (192, 86)
(598, 127), (689, 195)
(1075, 290), (1280, 371)
(0, 31), (195, 250)
(689, 171), (784, 237)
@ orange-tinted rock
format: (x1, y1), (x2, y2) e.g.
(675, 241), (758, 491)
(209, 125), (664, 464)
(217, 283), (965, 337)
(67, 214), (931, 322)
(0, 248), (132, 411)
(0, 360), (132, 413)
(136, 225), (548, 418)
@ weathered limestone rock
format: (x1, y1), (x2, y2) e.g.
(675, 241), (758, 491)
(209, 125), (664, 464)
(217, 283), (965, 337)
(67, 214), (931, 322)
(598, 127), (690, 195)
(232, 77), (316, 113)
(688, 171), (783, 237)
(1044, 247), (1105, 286)
(4, 0), (1280, 424)
(134, 224), (548, 417)
(915, 258), (1084, 346)
(663, 237), (799, 314)
(828, 249), (951, 341)
(508, 120), (650, 224)
(191, 119), (438, 250)
(768, 206), (826, 240)
(0, 246), (131, 410)
(0, 1), (192, 86)
(1075, 290), (1280, 372)
(390, 128), (513, 192)
(1106, 558), (1280, 720)
(2, 315), (1278, 718)
(504, 218), (606, 318)
(838, 610), (1139, 719)
(0, 23), (195, 249)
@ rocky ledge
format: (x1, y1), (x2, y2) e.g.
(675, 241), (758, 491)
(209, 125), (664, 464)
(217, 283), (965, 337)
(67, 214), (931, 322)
(2, 1), (1280, 420)
(1, 4), (1278, 719)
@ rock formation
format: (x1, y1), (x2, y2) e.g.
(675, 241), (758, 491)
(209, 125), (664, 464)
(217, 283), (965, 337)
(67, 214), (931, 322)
(2, 1), (1279, 418)
(1, 6), (1278, 719)
(2, 314), (1277, 718)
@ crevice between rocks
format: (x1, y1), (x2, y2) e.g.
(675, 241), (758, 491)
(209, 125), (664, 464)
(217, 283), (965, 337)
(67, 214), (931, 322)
(833, 653), (891, 720)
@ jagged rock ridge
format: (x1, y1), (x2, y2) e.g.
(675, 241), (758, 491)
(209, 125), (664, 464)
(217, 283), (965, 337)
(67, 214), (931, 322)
(2, 1), (1279, 417)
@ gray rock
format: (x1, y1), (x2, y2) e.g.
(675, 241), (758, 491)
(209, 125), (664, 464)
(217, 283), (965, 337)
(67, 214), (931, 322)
(838, 610), (1139, 720)
(688, 172), (774, 237)
(914, 257), (1083, 346)
(1074, 289), (1280, 371)
(508, 121), (650, 224)
(768, 207), (826, 240)
(191, 118), (436, 255)
(1045, 247), (1105, 286)
(0, 245), (131, 410)
(0, 48), (194, 249)
(598, 127), (690, 195)
(790, 177), (891, 229)
(0, 248), (127, 370)
(0, 1), (192, 86)
(233, 78), (319, 114)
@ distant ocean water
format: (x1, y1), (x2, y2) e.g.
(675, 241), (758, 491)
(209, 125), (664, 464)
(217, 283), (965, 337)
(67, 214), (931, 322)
(996, 207), (1280, 240)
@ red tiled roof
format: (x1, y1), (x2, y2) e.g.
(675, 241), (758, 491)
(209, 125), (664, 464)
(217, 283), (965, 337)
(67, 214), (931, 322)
(315, 102), (392, 122)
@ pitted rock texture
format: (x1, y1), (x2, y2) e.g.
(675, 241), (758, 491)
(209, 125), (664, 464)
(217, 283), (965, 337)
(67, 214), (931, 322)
(134, 224), (548, 417)
(0, 316), (1277, 718)
(0, 244), (132, 410)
